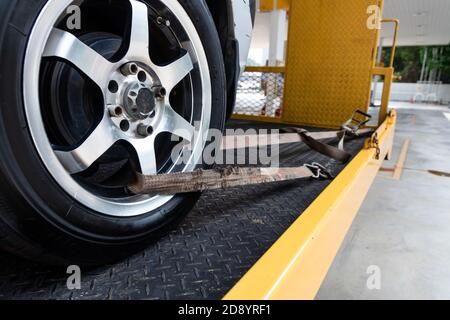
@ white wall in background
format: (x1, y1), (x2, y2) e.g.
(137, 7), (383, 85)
(372, 82), (450, 104)
(248, 10), (289, 66)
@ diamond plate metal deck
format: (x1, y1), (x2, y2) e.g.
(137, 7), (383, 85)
(282, 0), (382, 128)
(0, 121), (366, 300)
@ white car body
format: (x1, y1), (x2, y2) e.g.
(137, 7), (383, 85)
(230, 0), (254, 75)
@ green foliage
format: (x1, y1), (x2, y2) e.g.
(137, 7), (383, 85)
(382, 44), (450, 84)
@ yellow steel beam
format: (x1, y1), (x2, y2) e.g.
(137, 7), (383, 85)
(380, 19), (400, 68)
(260, 0), (290, 11)
(245, 66), (286, 73)
(370, 19), (398, 125)
(372, 67), (394, 126)
(224, 110), (397, 300)
(231, 114), (283, 123)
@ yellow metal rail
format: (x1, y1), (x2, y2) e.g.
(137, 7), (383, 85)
(380, 19), (399, 69)
(244, 66), (286, 74)
(260, 0), (290, 11)
(230, 114), (283, 124)
(372, 18), (399, 125)
(224, 110), (397, 300)
(373, 66), (394, 126)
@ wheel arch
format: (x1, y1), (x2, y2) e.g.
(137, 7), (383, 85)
(205, 0), (255, 119)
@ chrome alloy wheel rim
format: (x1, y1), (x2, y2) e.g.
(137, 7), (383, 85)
(23, 0), (212, 217)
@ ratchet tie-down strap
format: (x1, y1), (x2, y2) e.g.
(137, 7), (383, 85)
(128, 164), (332, 195)
(129, 110), (373, 195)
(281, 109), (373, 163)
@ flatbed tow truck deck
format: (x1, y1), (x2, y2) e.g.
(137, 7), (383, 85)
(0, 120), (370, 300)
(0, 0), (399, 300)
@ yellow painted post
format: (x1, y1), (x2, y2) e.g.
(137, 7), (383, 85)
(373, 19), (399, 125)
(260, 0), (290, 11)
(376, 67), (394, 126)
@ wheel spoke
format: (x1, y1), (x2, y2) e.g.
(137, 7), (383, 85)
(125, 0), (151, 60)
(159, 105), (195, 142)
(43, 28), (113, 90)
(54, 115), (119, 174)
(131, 139), (158, 175)
(155, 52), (194, 94)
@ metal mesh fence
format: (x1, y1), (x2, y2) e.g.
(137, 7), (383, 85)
(234, 70), (285, 118)
(413, 81), (443, 103)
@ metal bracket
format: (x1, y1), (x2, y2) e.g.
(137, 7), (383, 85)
(341, 109), (372, 136)
(304, 163), (334, 180)
(368, 133), (381, 160)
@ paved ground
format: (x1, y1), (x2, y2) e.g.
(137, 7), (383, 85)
(317, 103), (450, 300)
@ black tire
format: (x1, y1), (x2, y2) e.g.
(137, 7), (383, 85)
(0, 0), (226, 265)
(250, 0), (256, 26)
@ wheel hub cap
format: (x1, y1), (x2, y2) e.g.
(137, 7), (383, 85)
(106, 61), (166, 137)
(124, 81), (156, 120)
(23, 0), (212, 217)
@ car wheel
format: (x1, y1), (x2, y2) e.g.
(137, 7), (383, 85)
(0, 0), (226, 265)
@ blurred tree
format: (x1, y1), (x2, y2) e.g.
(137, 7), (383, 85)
(425, 44), (450, 84)
(382, 44), (450, 84)
(246, 57), (260, 67)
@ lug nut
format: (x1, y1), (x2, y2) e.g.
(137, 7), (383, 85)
(121, 63), (138, 76)
(153, 86), (167, 100)
(108, 105), (123, 117)
(137, 124), (154, 137)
